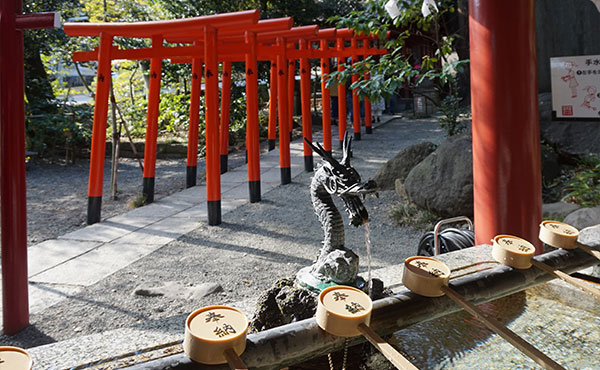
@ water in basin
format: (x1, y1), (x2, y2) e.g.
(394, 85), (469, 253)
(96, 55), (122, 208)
(385, 279), (600, 369)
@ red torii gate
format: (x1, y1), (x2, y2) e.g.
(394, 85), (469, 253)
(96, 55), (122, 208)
(67, 14), (321, 224)
(65, 11), (262, 225)
(68, 16), (387, 224)
(285, 30), (387, 169)
(168, 24), (321, 198)
(0, 0), (60, 334)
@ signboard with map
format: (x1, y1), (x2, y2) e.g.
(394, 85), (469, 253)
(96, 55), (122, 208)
(551, 55), (600, 119)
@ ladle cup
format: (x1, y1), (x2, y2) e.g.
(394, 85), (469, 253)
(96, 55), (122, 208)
(316, 285), (418, 370)
(184, 305), (249, 370)
(492, 234), (600, 300)
(402, 256), (565, 370)
(0, 346), (33, 370)
(539, 220), (600, 260)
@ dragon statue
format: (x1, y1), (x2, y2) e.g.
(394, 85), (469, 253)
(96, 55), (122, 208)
(297, 133), (378, 291)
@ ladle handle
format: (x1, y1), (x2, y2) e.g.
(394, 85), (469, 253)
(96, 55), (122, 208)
(440, 285), (565, 370)
(357, 323), (419, 370)
(223, 348), (248, 370)
(531, 259), (600, 300)
(576, 242), (600, 261)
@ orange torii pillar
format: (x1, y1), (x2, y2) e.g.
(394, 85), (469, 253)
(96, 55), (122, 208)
(204, 26), (222, 225)
(469, 0), (542, 251)
(220, 61), (232, 173)
(277, 37), (291, 184)
(351, 37), (361, 140)
(87, 33), (114, 224)
(142, 36), (163, 204)
(336, 36), (348, 149)
(320, 38), (333, 154)
(245, 31), (261, 202)
(287, 57), (295, 139)
(267, 60), (278, 151)
(186, 44), (202, 187)
(299, 38), (313, 172)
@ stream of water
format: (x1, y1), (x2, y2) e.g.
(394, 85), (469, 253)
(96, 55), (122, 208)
(364, 221), (372, 296)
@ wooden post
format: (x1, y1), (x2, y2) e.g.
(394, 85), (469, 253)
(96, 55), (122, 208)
(299, 39), (313, 172)
(267, 60), (278, 151)
(245, 31), (261, 202)
(142, 35), (163, 204)
(187, 45), (202, 187)
(336, 37), (347, 149)
(320, 40), (332, 153)
(277, 37), (291, 184)
(469, 0), (542, 251)
(204, 26), (222, 225)
(220, 61), (232, 174)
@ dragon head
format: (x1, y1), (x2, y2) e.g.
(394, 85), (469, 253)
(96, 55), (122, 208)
(306, 133), (378, 227)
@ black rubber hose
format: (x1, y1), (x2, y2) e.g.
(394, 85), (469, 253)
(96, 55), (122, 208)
(417, 227), (475, 256)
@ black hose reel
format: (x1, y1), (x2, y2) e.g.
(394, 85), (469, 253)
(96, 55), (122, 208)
(417, 216), (475, 256)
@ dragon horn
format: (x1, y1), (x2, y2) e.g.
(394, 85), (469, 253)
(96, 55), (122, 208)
(304, 138), (345, 170)
(341, 132), (352, 166)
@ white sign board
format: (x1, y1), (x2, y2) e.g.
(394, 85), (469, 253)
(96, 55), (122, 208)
(551, 55), (600, 119)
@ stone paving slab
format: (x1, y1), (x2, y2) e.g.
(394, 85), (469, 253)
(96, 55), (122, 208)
(29, 242), (160, 286)
(58, 220), (142, 243)
(28, 239), (103, 277)
(109, 217), (200, 246)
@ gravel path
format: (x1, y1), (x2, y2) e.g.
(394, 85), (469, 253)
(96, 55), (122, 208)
(3, 117), (445, 350)
(24, 149), (249, 246)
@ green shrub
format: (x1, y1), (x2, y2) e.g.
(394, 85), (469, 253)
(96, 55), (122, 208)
(26, 103), (93, 160)
(562, 155), (600, 207)
(438, 94), (466, 136)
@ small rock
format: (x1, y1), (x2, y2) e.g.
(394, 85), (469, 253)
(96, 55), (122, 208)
(578, 224), (600, 247)
(564, 207), (600, 230)
(134, 284), (166, 297)
(134, 281), (223, 300)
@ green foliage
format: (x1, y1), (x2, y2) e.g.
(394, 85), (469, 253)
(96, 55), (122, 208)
(128, 194), (147, 208)
(562, 156), (600, 207)
(24, 0), (362, 161)
(26, 103), (93, 159)
(438, 93), (466, 136)
(158, 93), (192, 134)
(391, 200), (437, 231)
(326, 0), (469, 103)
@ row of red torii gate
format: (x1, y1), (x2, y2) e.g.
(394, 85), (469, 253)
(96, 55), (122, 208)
(64, 9), (388, 226)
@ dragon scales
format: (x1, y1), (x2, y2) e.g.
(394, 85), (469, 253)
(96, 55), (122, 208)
(297, 133), (378, 290)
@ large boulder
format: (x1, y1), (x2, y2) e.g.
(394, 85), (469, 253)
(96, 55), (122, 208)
(542, 202), (581, 220)
(373, 141), (437, 190)
(404, 134), (473, 217)
(540, 120), (600, 158)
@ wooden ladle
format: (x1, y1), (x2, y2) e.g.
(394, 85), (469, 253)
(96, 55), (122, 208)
(316, 285), (418, 370)
(402, 256), (565, 370)
(184, 305), (249, 370)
